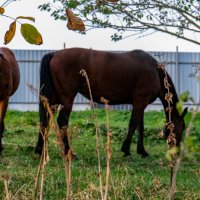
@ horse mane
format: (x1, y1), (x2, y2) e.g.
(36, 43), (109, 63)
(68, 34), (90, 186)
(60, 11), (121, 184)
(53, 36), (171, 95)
(157, 65), (180, 118)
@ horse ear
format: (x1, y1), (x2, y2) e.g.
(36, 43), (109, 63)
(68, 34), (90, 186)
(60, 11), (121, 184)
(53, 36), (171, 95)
(181, 107), (188, 118)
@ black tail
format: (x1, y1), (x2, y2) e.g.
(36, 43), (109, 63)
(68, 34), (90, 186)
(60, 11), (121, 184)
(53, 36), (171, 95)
(39, 52), (54, 125)
(35, 52), (54, 155)
(40, 53), (54, 99)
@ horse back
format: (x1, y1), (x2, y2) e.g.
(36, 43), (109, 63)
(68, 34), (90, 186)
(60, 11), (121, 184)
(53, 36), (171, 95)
(49, 48), (161, 105)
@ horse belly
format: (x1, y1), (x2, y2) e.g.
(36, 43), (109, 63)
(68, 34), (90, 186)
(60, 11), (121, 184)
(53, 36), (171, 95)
(79, 80), (133, 105)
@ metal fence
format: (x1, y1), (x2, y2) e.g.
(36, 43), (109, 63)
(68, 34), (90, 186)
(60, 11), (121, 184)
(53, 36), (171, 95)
(8, 49), (200, 111)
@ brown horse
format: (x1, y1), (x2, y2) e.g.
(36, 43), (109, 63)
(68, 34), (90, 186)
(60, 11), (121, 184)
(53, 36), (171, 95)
(35, 48), (187, 157)
(0, 47), (20, 153)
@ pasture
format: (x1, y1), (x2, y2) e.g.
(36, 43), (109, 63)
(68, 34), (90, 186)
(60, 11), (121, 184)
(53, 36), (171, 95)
(0, 109), (200, 200)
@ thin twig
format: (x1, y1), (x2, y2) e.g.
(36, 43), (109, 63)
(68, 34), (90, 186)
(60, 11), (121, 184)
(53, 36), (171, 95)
(39, 96), (72, 200)
(158, 61), (176, 200)
(170, 102), (200, 199)
(3, 174), (10, 200)
(101, 97), (112, 200)
(80, 69), (104, 200)
(66, 130), (73, 200)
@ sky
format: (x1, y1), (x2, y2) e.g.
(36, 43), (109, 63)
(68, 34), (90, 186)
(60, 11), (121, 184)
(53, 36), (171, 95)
(0, 0), (200, 52)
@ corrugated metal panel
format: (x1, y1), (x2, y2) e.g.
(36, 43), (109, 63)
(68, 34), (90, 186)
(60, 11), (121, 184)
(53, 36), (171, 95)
(178, 52), (200, 102)
(9, 50), (54, 104)
(8, 49), (200, 110)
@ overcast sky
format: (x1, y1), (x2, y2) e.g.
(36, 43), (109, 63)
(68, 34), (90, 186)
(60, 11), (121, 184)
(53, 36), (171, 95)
(0, 0), (200, 52)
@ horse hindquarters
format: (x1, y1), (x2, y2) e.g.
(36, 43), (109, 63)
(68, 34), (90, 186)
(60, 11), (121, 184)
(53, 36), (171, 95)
(0, 99), (9, 153)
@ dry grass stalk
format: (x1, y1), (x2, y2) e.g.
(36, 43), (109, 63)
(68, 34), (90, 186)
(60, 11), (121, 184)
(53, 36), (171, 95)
(3, 174), (10, 200)
(40, 130), (48, 200)
(34, 96), (72, 200)
(10, 184), (27, 200)
(170, 102), (200, 200)
(65, 129), (73, 200)
(158, 62), (177, 200)
(158, 62), (199, 200)
(34, 111), (50, 199)
(100, 97), (112, 200)
(80, 69), (104, 200)
(95, 126), (104, 200)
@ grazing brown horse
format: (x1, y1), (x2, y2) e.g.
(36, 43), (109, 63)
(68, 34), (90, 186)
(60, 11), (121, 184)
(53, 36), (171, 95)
(0, 47), (20, 153)
(35, 48), (187, 157)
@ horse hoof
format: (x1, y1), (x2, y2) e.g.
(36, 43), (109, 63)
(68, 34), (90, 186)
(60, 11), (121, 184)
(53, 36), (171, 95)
(123, 152), (131, 157)
(0, 146), (3, 153)
(137, 151), (149, 158)
(141, 153), (149, 158)
(72, 154), (78, 160)
(34, 147), (42, 156)
(33, 153), (40, 160)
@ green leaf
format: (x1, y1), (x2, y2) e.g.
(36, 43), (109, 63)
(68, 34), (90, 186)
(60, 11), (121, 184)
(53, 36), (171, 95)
(166, 147), (179, 161)
(180, 91), (189, 102)
(176, 101), (183, 116)
(20, 23), (43, 45)
(16, 16), (35, 22)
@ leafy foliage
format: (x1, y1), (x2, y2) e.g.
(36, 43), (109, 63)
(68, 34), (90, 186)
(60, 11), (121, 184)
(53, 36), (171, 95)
(38, 0), (200, 44)
(0, 5), (43, 45)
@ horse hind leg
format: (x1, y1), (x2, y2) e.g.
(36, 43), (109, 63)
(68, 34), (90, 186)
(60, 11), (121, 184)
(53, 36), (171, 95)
(57, 108), (70, 156)
(0, 99), (9, 153)
(35, 101), (50, 155)
(136, 111), (149, 157)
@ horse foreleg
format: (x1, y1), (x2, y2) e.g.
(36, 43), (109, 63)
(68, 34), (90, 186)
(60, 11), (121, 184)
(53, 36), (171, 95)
(0, 99), (9, 153)
(121, 97), (148, 156)
(137, 111), (149, 157)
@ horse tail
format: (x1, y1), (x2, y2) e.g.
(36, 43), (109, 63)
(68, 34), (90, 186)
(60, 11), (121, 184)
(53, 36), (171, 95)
(39, 52), (54, 125)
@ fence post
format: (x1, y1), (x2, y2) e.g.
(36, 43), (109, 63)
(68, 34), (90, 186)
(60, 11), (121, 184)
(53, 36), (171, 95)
(175, 46), (180, 95)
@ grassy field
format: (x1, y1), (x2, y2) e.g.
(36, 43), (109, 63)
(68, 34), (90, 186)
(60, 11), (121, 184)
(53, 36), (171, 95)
(0, 109), (200, 200)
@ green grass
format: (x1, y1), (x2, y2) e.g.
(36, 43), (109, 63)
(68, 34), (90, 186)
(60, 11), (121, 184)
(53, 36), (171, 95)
(0, 109), (200, 200)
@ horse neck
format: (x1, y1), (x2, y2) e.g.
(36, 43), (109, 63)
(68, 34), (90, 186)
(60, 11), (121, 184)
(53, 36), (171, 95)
(158, 68), (180, 122)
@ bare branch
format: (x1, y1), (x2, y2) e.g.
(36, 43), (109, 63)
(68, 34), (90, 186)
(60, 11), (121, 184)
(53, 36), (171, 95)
(38, 0), (200, 45)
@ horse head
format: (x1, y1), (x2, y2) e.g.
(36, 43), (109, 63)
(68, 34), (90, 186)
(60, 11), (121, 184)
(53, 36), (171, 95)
(163, 107), (188, 148)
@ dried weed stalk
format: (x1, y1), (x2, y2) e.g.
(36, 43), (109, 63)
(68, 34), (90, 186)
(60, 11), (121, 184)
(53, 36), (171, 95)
(169, 102), (199, 200)
(158, 62), (177, 200)
(34, 96), (72, 200)
(158, 61), (199, 200)
(80, 69), (104, 200)
(2, 174), (10, 200)
(100, 97), (112, 200)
